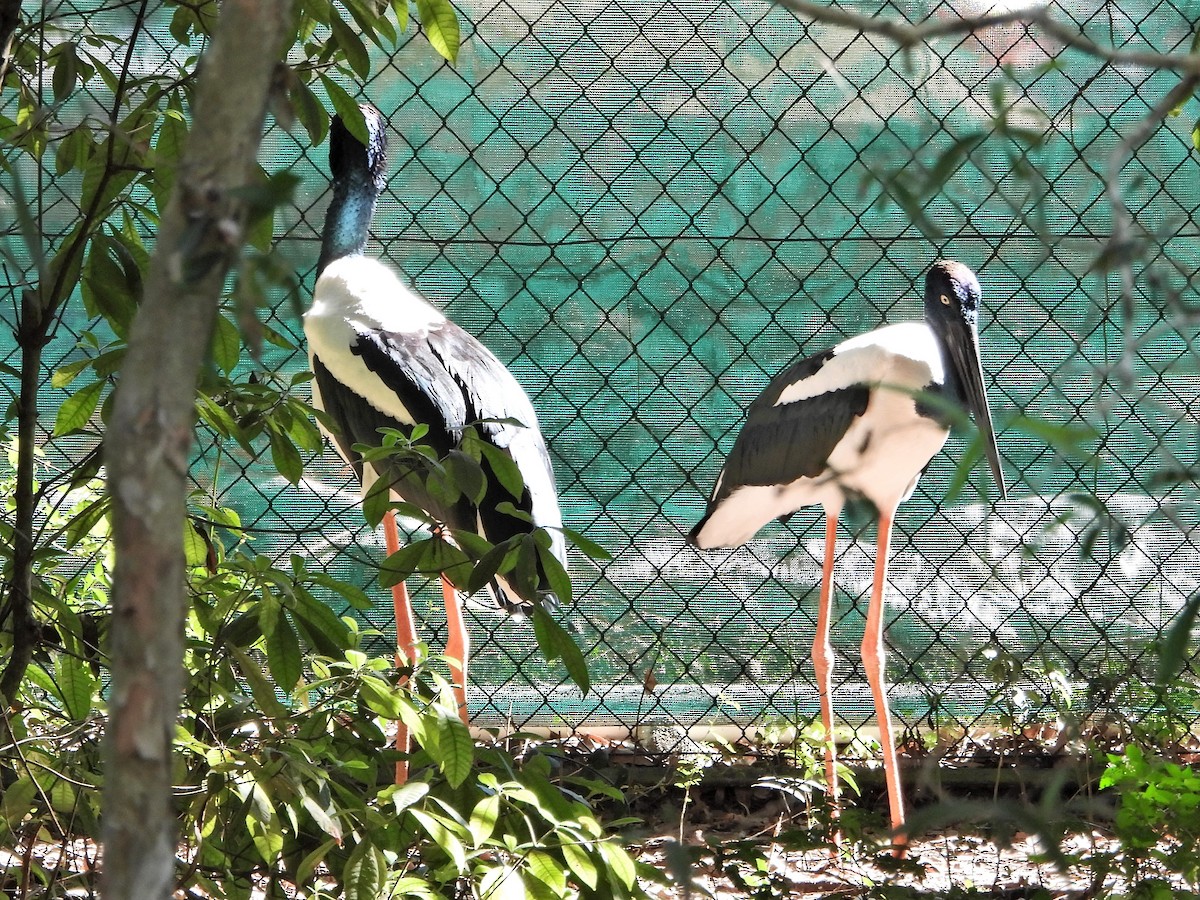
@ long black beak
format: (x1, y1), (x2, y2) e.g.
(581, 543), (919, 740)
(946, 322), (1007, 501)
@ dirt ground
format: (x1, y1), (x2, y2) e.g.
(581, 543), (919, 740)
(635, 826), (1143, 898)
(603, 751), (1186, 898)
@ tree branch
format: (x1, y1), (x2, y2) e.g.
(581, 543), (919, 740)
(1103, 72), (1200, 388)
(773, 0), (1200, 75)
(0, 0), (20, 88)
(100, 1), (290, 897)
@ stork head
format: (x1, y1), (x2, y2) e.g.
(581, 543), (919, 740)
(923, 260), (1007, 501)
(329, 102), (388, 197)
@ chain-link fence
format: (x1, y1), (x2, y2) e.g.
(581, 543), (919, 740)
(5, 0), (1200, 759)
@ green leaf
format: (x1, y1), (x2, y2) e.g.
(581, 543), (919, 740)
(228, 646), (289, 717)
(183, 520), (209, 568)
(211, 313), (240, 376)
(390, 0), (409, 31)
(362, 477), (390, 528)
(475, 439), (526, 500)
(54, 379), (103, 436)
(330, 12), (371, 79)
(1193, 117), (1200, 155)
(599, 840), (637, 889)
(415, 0), (460, 63)
(55, 654), (97, 721)
(443, 449), (486, 504)
(1159, 592), (1200, 683)
(81, 234), (140, 335)
(537, 539), (572, 605)
(63, 495), (110, 550)
(296, 838), (340, 886)
(310, 571), (373, 610)
(300, 794), (343, 842)
(268, 426), (304, 485)
(384, 781), (430, 814)
(344, 0), (395, 45)
(55, 123), (94, 176)
(514, 534), (539, 598)
(51, 357), (94, 390)
(525, 850), (568, 894)
(247, 784), (284, 864)
(562, 525), (611, 561)
(435, 713), (473, 789)
(532, 606), (590, 695)
(1, 777), (38, 830)
(466, 538), (516, 595)
(290, 588), (353, 652)
(468, 793), (500, 845)
(479, 866), (526, 900)
(51, 42), (79, 101)
(358, 673), (405, 718)
(409, 809), (468, 872)
(561, 841), (599, 890)
(265, 613), (303, 692)
(289, 75), (329, 146)
(380, 536), (471, 591)
(320, 76), (368, 144)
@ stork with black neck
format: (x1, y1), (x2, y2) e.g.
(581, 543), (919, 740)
(304, 104), (566, 784)
(690, 260), (1006, 852)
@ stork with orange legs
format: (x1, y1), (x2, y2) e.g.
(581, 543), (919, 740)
(690, 261), (1006, 852)
(305, 104), (565, 783)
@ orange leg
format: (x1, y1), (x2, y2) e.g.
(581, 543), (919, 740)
(385, 511), (419, 785)
(812, 510), (841, 817)
(860, 509), (908, 855)
(441, 575), (469, 725)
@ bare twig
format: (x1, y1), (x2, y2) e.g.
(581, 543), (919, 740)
(1103, 72), (1200, 388)
(773, 0), (1200, 75)
(0, 0), (20, 88)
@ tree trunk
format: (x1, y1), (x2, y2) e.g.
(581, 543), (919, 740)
(101, 2), (289, 898)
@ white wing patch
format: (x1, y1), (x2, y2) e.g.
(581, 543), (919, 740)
(774, 322), (942, 406)
(304, 257), (439, 427)
(309, 256), (445, 336)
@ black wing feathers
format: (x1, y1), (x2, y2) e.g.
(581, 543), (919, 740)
(316, 319), (553, 598)
(712, 349), (869, 503)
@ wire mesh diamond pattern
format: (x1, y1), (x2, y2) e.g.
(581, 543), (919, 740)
(3, 0), (1199, 761)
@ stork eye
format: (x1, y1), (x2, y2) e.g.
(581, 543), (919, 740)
(940, 294), (951, 306)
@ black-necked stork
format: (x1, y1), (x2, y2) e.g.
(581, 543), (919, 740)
(304, 104), (566, 784)
(689, 260), (1006, 851)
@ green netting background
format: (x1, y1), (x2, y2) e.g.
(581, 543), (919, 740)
(5, 0), (1200, 752)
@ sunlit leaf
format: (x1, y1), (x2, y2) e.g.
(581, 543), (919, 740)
(468, 793), (500, 845)
(53, 379), (103, 436)
(561, 840), (599, 890)
(532, 606), (590, 695)
(525, 850), (567, 893)
(343, 841), (385, 900)
(55, 654), (97, 722)
(384, 781), (430, 814)
(599, 840), (637, 889)
(415, 0), (460, 63)
(436, 713), (473, 789)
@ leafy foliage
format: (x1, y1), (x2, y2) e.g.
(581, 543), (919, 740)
(1098, 745), (1200, 893)
(1, 1), (650, 897)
